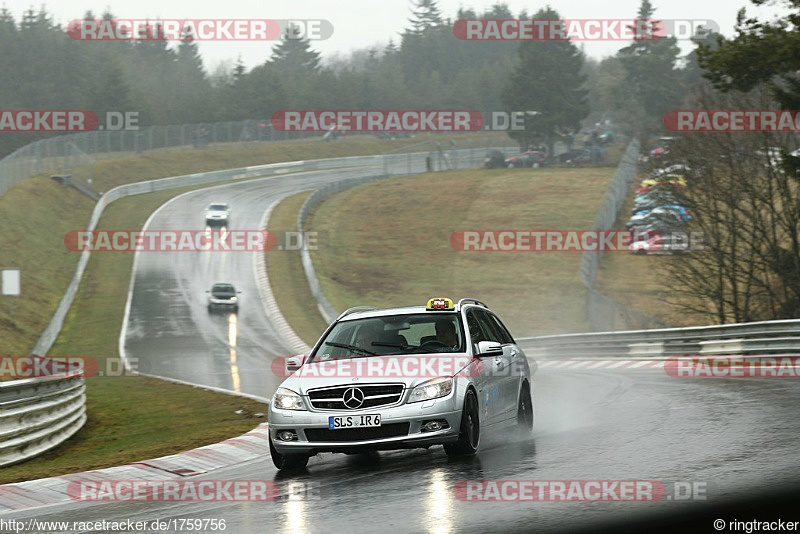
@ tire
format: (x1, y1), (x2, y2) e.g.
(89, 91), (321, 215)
(444, 389), (480, 457)
(516, 382), (533, 432)
(269, 437), (309, 470)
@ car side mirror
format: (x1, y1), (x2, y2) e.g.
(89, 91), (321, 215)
(237, 291), (242, 294)
(476, 341), (503, 357)
(286, 356), (303, 372)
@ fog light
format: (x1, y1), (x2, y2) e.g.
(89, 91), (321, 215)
(421, 420), (449, 432)
(277, 430), (297, 441)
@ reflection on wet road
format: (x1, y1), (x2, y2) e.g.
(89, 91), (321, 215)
(12, 363), (800, 533)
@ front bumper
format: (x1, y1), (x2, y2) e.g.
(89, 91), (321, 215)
(208, 299), (238, 309)
(269, 397), (462, 455)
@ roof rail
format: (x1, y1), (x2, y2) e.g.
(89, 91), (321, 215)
(337, 306), (378, 320)
(456, 298), (488, 310)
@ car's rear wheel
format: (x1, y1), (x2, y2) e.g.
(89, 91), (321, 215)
(444, 389), (480, 457)
(517, 382), (533, 432)
(269, 437), (309, 470)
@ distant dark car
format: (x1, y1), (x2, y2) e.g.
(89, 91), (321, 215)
(484, 150), (506, 169)
(207, 283), (240, 312)
(557, 146), (605, 165)
(505, 151), (547, 168)
(557, 149), (588, 164)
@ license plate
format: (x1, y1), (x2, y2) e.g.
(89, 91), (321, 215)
(328, 414), (381, 430)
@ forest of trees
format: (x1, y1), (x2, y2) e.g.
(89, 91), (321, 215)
(0, 1), (707, 158)
(3, 0), (797, 323)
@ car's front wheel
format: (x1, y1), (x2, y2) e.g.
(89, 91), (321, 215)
(269, 437), (309, 470)
(444, 389), (480, 457)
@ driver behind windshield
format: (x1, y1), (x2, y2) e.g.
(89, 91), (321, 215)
(435, 319), (459, 349)
(355, 323), (381, 351)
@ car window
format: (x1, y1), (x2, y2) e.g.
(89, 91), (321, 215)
(474, 309), (502, 343)
(465, 309), (490, 344)
(487, 312), (515, 344)
(213, 284), (234, 292)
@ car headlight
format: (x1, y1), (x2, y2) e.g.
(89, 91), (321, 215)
(408, 377), (453, 403)
(273, 387), (306, 411)
(230, 296), (238, 302)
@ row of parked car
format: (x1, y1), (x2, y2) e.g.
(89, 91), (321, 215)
(627, 154), (695, 255)
(484, 146), (607, 169)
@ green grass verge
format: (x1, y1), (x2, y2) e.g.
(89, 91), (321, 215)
(300, 166), (622, 338)
(1, 186), (269, 484)
(263, 192), (329, 348)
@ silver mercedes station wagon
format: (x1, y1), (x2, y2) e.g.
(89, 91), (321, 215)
(268, 297), (535, 470)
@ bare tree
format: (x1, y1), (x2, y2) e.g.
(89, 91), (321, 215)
(663, 84), (800, 323)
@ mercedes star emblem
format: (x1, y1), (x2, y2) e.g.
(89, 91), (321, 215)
(343, 387), (365, 409)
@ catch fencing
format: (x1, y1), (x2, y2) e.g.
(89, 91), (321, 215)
(0, 114), (517, 197)
(579, 139), (670, 331)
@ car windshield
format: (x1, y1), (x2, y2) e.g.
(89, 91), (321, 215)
(209, 204), (227, 210)
(212, 284), (235, 293)
(309, 313), (465, 361)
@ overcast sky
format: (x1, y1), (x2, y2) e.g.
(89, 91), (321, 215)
(2, 0), (789, 72)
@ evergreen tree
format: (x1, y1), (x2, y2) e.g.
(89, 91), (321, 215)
(406, 0), (443, 36)
(233, 56), (246, 81)
(698, 0), (800, 110)
(270, 25), (321, 74)
(616, 0), (683, 138)
(384, 39), (398, 55)
(502, 7), (589, 152)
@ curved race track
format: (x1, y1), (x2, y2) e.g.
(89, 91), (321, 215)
(6, 164), (800, 532)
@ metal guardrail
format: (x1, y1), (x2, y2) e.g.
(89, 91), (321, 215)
(521, 318), (800, 359)
(0, 370), (86, 467)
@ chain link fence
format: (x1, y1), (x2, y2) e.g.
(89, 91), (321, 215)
(0, 120), (328, 196)
(580, 139), (670, 331)
(0, 113), (531, 197)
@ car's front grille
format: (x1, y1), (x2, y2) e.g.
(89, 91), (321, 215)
(307, 384), (404, 410)
(304, 423), (410, 442)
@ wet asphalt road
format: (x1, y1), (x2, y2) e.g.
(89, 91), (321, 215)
(6, 165), (800, 532)
(121, 166), (382, 398)
(7, 361), (800, 533)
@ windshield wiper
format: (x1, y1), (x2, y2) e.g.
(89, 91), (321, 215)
(371, 342), (408, 349)
(323, 341), (377, 356)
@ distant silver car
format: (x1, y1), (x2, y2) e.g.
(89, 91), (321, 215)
(206, 283), (240, 312)
(205, 202), (230, 226)
(268, 297), (535, 470)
